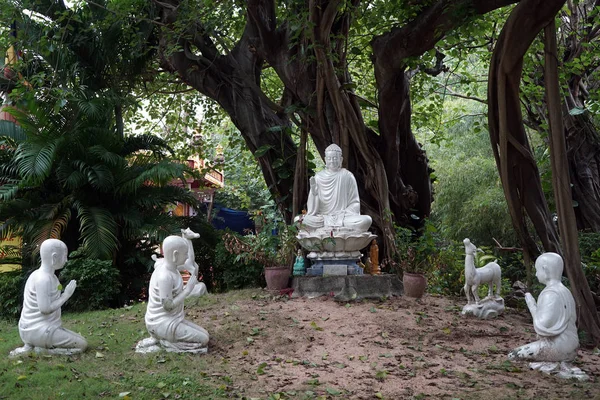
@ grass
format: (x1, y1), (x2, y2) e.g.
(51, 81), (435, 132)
(0, 297), (235, 400)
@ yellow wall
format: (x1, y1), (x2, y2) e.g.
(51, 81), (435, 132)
(0, 235), (21, 272)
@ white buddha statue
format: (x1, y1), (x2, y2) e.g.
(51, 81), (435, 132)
(10, 239), (87, 356)
(295, 144), (376, 275)
(297, 144), (372, 233)
(508, 252), (587, 380)
(136, 235), (209, 353)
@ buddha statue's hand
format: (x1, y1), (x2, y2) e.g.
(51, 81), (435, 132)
(64, 280), (77, 298)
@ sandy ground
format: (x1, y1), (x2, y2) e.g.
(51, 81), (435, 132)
(186, 291), (600, 400)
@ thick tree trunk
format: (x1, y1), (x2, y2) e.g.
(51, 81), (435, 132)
(567, 116), (600, 231)
(545, 21), (600, 345)
(520, 1), (600, 232)
(488, 0), (562, 265)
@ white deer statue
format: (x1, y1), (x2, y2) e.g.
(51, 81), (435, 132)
(463, 238), (501, 305)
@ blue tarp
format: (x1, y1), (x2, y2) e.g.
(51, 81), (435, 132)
(211, 205), (254, 234)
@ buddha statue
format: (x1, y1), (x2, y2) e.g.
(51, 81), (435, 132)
(297, 144), (372, 233)
(508, 252), (587, 380)
(10, 239), (87, 356)
(295, 144), (376, 275)
(136, 235), (209, 354)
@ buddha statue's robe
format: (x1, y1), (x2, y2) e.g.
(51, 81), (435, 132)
(302, 168), (371, 232)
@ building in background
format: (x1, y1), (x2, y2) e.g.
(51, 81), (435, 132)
(171, 145), (224, 220)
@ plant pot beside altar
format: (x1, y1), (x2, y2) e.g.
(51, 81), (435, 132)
(223, 220), (297, 291)
(264, 265), (291, 290)
(402, 272), (427, 298)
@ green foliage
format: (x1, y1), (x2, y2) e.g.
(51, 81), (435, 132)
(579, 232), (600, 294)
(426, 242), (464, 296)
(213, 238), (265, 292)
(386, 220), (445, 276)
(59, 251), (121, 312)
(212, 121), (273, 210)
(222, 219), (298, 270)
(0, 270), (24, 321)
(428, 116), (516, 247)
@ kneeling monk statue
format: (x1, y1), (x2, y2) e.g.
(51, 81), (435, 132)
(10, 239), (87, 356)
(508, 252), (587, 380)
(136, 235), (209, 353)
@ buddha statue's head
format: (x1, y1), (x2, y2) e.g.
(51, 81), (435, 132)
(325, 144), (342, 172)
(534, 252), (563, 284)
(40, 239), (68, 270)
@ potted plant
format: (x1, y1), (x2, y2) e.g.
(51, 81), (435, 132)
(400, 246), (430, 298)
(223, 220), (297, 291)
(386, 223), (437, 298)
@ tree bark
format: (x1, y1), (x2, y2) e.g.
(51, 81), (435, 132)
(545, 20), (600, 345)
(488, 0), (563, 266)
(519, 1), (600, 232)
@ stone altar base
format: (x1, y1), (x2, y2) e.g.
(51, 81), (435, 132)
(306, 258), (363, 276)
(291, 275), (402, 301)
(462, 297), (504, 319)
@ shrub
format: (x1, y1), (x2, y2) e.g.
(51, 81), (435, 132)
(427, 242), (464, 296)
(178, 216), (265, 292)
(214, 234), (265, 291)
(59, 252), (121, 312)
(0, 270), (25, 321)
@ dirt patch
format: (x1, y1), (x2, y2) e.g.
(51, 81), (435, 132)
(187, 291), (600, 399)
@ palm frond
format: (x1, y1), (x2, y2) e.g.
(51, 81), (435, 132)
(30, 223), (53, 252)
(77, 96), (106, 119)
(0, 221), (22, 242)
(0, 182), (20, 201)
(88, 145), (123, 167)
(60, 167), (87, 190)
(0, 244), (21, 260)
(49, 208), (72, 239)
(15, 140), (58, 184)
(87, 164), (115, 191)
(133, 184), (199, 209)
(74, 201), (119, 260)
(116, 161), (187, 194)
(122, 134), (173, 157)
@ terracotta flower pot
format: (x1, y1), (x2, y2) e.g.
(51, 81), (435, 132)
(403, 272), (427, 298)
(264, 266), (290, 291)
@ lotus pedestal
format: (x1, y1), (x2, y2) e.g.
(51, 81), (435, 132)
(297, 228), (376, 276)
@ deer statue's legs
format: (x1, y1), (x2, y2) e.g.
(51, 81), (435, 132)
(472, 284), (481, 304)
(464, 283), (472, 304)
